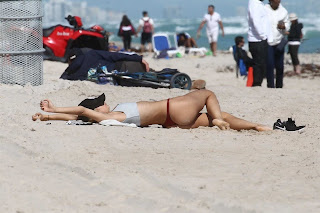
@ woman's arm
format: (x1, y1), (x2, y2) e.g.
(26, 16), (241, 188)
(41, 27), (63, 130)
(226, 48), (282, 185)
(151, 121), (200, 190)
(54, 106), (112, 123)
(32, 113), (77, 121)
(49, 113), (78, 121)
(41, 100), (116, 123)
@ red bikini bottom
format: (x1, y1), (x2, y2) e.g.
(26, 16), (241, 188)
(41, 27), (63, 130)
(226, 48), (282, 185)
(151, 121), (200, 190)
(162, 99), (177, 128)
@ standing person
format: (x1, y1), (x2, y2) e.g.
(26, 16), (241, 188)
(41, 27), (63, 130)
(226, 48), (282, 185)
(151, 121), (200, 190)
(197, 5), (225, 56)
(118, 15), (136, 51)
(265, 0), (289, 88)
(137, 11), (154, 52)
(247, 0), (273, 87)
(287, 13), (303, 74)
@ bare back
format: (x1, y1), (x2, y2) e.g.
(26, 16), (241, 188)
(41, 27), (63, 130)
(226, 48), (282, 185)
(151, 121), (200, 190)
(137, 100), (167, 126)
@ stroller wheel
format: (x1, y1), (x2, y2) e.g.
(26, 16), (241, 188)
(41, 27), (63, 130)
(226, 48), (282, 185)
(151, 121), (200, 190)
(170, 73), (192, 90)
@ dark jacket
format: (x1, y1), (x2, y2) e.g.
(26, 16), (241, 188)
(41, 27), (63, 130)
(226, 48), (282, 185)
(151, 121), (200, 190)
(234, 46), (253, 67)
(61, 50), (143, 80)
(288, 22), (303, 42)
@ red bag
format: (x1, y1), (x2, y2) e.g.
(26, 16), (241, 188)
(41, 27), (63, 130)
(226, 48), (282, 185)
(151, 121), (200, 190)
(246, 67), (253, 87)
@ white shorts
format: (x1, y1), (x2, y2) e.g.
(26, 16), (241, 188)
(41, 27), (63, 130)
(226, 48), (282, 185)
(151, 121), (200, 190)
(207, 30), (219, 43)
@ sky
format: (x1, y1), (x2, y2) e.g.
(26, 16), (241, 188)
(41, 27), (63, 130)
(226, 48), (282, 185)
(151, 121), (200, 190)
(69, 0), (319, 19)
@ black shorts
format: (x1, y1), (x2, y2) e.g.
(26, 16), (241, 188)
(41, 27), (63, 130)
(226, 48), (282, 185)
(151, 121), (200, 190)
(141, 32), (152, 45)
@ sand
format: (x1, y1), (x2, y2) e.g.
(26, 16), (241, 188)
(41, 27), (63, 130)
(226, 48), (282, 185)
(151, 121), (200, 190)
(1, 52), (320, 213)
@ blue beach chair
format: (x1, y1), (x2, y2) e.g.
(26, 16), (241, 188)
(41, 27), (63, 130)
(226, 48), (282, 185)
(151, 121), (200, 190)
(152, 33), (179, 57)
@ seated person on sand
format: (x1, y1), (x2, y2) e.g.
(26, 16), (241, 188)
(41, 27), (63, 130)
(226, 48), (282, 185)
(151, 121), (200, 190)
(108, 42), (122, 52)
(32, 90), (272, 131)
(177, 33), (198, 48)
(234, 36), (254, 70)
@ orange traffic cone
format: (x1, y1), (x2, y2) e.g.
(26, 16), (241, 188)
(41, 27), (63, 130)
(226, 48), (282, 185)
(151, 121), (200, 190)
(246, 67), (253, 87)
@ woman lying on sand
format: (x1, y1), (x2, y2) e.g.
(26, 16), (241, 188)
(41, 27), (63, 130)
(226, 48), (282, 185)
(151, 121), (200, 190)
(32, 89), (272, 131)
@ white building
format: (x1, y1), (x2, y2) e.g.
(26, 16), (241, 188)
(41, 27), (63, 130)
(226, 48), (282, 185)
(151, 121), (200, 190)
(43, 0), (71, 24)
(43, 0), (123, 26)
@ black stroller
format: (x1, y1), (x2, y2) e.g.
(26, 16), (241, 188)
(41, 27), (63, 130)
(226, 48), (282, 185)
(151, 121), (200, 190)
(94, 61), (192, 90)
(111, 68), (192, 90)
(63, 49), (192, 90)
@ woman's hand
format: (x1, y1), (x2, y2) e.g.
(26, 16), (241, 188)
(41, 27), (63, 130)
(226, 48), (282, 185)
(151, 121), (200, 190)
(32, 113), (48, 121)
(40, 99), (55, 112)
(142, 59), (150, 72)
(212, 119), (230, 130)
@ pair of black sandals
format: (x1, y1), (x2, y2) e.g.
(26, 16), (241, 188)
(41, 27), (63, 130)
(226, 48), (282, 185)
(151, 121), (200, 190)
(273, 118), (305, 132)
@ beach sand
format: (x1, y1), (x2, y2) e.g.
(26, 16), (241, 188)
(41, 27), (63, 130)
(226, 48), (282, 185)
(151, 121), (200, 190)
(1, 52), (320, 213)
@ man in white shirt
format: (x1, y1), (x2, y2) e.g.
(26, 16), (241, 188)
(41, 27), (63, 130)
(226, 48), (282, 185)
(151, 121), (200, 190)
(197, 5), (224, 56)
(265, 0), (289, 88)
(137, 11), (154, 52)
(247, 0), (272, 87)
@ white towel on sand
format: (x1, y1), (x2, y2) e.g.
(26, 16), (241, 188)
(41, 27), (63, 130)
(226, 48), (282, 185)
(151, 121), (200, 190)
(99, 120), (138, 128)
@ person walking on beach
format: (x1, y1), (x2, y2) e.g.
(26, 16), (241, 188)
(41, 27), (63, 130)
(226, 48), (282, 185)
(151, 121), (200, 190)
(197, 5), (225, 56)
(247, 0), (273, 87)
(118, 15), (137, 51)
(287, 13), (303, 74)
(265, 0), (289, 88)
(137, 11), (154, 52)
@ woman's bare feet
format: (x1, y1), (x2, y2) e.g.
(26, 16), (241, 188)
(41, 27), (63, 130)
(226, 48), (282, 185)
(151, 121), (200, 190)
(255, 125), (273, 132)
(40, 99), (55, 112)
(212, 119), (230, 130)
(32, 113), (49, 121)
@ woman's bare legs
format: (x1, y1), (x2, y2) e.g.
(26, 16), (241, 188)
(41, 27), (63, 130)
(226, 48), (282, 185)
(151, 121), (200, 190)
(186, 38), (198, 48)
(170, 90), (230, 130)
(222, 112), (272, 131)
(294, 65), (301, 74)
(170, 90), (271, 131)
(178, 112), (271, 131)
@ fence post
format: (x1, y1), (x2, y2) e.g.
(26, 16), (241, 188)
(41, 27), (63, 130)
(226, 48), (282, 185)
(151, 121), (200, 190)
(0, 0), (44, 86)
